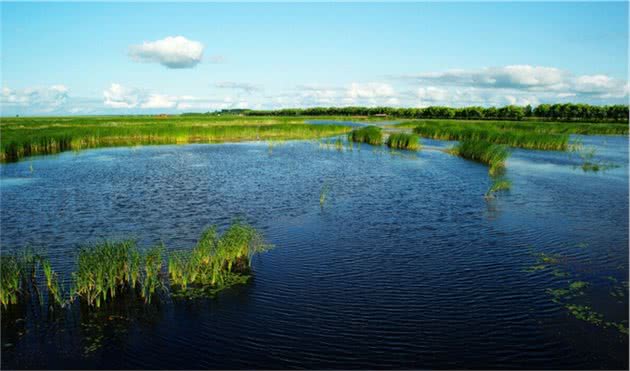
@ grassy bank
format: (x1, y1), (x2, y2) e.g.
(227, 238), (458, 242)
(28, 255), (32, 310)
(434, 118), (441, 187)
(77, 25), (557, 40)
(0, 115), (353, 162)
(0, 221), (270, 309)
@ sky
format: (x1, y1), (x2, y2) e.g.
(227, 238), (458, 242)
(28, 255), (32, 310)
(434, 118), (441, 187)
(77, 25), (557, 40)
(1, 2), (628, 116)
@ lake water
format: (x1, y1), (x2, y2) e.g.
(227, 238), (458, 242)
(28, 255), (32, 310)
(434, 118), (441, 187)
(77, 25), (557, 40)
(1, 135), (628, 369)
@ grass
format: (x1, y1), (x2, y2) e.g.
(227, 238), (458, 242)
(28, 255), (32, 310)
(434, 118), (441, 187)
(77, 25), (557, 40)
(485, 178), (512, 199)
(347, 126), (383, 145)
(0, 115), (353, 162)
(386, 133), (420, 150)
(1, 222), (270, 309)
(168, 222), (268, 293)
(395, 118), (628, 136)
(450, 140), (510, 175)
(409, 120), (570, 151)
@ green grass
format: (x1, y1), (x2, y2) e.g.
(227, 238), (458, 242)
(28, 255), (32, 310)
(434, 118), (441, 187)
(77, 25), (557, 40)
(409, 120), (571, 151)
(485, 178), (512, 199)
(396, 118), (628, 136)
(450, 140), (510, 175)
(386, 133), (420, 150)
(347, 126), (383, 145)
(168, 222), (269, 292)
(0, 115), (353, 162)
(1, 222), (269, 309)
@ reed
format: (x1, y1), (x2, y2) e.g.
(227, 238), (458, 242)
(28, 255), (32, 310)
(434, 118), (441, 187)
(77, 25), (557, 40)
(386, 133), (420, 150)
(0, 252), (38, 308)
(348, 126), (383, 145)
(40, 257), (65, 307)
(0, 115), (352, 163)
(140, 245), (163, 303)
(451, 140), (510, 175)
(485, 178), (512, 199)
(168, 222), (269, 292)
(72, 241), (139, 308)
(409, 121), (571, 151)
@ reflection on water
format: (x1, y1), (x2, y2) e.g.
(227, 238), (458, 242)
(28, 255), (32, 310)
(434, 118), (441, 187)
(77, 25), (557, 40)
(1, 135), (628, 369)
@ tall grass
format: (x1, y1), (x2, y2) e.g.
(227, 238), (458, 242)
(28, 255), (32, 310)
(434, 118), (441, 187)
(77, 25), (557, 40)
(0, 252), (38, 308)
(168, 222), (268, 291)
(348, 126), (383, 145)
(73, 241), (139, 308)
(386, 133), (420, 150)
(485, 178), (512, 199)
(1, 223), (269, 309)
(451, 140), (510, 175)
(0, 116), (352, 162)
(396, 119), (628, 136)
(413, 122), (569, 151)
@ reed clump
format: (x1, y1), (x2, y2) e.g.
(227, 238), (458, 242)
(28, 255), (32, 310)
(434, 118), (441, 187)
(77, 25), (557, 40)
(386, 133), (420, 150)
(348, 126), (383, 145)
(485, 178), (512, 199)
(411, 121), (570, 151)
(168, 222), (269, 293)
(451, 140), (510, 175)
(0, 253), (39, 308)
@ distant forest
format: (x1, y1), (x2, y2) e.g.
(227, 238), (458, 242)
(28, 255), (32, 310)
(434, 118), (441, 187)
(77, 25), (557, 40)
(184, 104), (629, 122)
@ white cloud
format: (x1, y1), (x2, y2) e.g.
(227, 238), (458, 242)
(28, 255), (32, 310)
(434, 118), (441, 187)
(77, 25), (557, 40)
(417, 86), (449, 102)
(129, 36), (204, 69)
(141, 94), (177, 109)
(103, 83), (143, 108)
(1, 85), (69, 113)
(346, 82), (394, 99)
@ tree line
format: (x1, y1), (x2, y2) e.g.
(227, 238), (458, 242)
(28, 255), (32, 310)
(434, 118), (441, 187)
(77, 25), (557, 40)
(204, 104), (629, 122)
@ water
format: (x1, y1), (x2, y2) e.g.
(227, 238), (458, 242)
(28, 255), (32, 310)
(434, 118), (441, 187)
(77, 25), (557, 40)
(1, 135), (628, 369)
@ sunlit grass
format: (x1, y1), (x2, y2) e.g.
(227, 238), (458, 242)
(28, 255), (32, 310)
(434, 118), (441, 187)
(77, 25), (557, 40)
(348, 126), (383, 145)
(386, 133), (420, 150)
(0, 115), (352, 162)
(450, 140), (510, 175)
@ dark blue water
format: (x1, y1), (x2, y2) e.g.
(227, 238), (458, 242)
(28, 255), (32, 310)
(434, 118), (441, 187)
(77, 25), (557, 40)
(1, 135), (628, 369)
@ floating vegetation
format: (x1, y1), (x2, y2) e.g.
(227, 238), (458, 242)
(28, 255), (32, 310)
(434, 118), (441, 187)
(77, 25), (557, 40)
(485, 177), (511, 199)
(386, 133), (420, 151)
(450, 140), (510, 175)
(527, 248), (628, 335)
(575, 146), (619, 172)
(348, 126), (383, 146)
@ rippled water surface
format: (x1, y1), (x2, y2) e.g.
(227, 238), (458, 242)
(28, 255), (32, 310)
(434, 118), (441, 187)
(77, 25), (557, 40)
(1, 135), (628, 369)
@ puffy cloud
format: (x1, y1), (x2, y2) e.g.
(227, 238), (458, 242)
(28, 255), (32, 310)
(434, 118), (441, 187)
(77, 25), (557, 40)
(417, 86), (449, 102)
(129, 36), (204, 69)
(214, 81), (262, 94)
(1, 85), (69, 113)
(141, 94), (177, 109)
(103, 83), (144, 108)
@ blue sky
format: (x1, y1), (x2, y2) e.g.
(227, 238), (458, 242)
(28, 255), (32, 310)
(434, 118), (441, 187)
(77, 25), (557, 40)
(1, 2), (628, 115)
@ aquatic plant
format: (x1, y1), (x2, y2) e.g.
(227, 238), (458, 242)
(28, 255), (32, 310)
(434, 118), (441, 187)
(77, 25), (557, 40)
(0, 115), (352, 163)
(485, 178), (511, 199)
(348, 126), (383, 145)
(450, 140), (510, 175)
(405, 120), (576, 151)
(72, 241), (139, 308)
(0, 252), (39, 308)
(140, 245), (163, 303)
(320, 183), (329, 207)
(168, 222), (269, 293)
(386, 133), (420, 151)
(41, 257), (65, 307)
